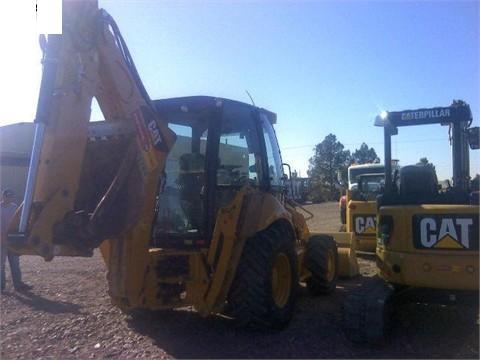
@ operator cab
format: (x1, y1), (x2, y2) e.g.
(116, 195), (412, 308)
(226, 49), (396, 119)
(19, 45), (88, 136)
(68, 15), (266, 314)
(151, 96), (284, 248)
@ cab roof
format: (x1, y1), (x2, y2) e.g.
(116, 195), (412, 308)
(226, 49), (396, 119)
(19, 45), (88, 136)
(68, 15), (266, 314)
(153, 96), (277, 125)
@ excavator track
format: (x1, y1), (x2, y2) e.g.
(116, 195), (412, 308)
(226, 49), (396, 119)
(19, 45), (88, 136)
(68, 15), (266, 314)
(343, 276), (394, 344)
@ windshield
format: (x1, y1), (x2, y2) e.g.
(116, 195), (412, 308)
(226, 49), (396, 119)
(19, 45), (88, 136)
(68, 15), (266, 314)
(348, 166), (385, 188)
(358, 174), (385, 193)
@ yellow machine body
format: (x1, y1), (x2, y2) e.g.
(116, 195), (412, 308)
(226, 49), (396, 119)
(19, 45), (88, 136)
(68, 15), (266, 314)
(376, 204), (479, 290)
(100, 187), (298, 314)
(340, 165), (386, 253)
(345, 191), (377, 252)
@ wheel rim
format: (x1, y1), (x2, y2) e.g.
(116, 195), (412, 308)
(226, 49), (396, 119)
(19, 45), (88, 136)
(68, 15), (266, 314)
(326, 249), (336, 282)
(272, 253), (292, 307)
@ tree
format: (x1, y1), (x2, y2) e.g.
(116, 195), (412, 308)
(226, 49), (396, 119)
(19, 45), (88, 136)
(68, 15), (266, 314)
(351, 143), (378, 164)
(417, 157), (436, 172)
(307, 134), (350, 201)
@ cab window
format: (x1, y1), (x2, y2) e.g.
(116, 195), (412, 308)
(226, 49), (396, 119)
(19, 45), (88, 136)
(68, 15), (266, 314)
(260, 113), (283, 188)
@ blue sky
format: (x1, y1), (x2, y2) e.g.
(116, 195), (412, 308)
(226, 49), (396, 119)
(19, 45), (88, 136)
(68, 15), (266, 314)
(0, 0), (478, 180)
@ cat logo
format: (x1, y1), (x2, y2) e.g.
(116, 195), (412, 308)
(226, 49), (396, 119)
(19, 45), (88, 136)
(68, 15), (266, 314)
(354, 215), (376, 236)
(413, 214), (479, 250)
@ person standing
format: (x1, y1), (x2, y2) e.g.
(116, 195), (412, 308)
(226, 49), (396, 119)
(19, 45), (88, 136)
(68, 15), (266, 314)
(1, 189), (32, 292)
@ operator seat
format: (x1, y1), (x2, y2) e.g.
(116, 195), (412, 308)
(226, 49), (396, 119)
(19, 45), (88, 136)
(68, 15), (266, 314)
(399, 165), (438, 203)
(178, 153), (205, 230)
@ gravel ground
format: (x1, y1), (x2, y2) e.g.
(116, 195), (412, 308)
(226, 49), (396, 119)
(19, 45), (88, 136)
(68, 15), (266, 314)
(1, 202), (478, 359)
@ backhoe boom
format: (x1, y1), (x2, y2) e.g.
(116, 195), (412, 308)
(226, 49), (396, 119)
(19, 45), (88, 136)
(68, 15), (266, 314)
(8, 0), (176, 260)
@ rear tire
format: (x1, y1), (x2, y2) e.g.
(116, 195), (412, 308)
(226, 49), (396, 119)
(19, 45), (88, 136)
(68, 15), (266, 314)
(305, 235), (339, 295)
(228, 224), (298, 329)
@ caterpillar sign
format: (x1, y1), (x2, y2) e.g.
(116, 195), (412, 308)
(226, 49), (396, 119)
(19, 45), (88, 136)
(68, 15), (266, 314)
(413, 214), (479, 250)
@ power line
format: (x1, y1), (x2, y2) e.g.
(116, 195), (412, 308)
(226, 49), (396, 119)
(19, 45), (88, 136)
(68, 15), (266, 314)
(282, 138), (446, 150)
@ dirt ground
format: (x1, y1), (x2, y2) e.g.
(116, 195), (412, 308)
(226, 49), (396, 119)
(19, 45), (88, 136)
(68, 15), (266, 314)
(0, 202), (478, 359)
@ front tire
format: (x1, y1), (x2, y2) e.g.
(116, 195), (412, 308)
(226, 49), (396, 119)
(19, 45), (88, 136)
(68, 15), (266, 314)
(305, 235), (339, 295)
(228, 224), (298, 329)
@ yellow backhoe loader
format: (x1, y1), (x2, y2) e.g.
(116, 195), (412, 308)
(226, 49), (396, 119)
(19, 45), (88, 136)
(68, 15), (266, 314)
(344, 100), (479, 343)
(6, 0), (357, 329)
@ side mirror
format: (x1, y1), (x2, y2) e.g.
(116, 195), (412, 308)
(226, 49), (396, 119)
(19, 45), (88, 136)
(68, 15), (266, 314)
(282, 163), (294, 197)
(282, 163), (292, 180)
(468, 127), (479, 150)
